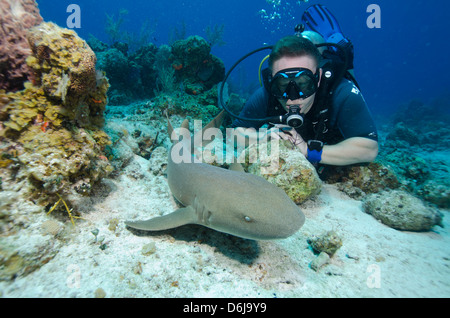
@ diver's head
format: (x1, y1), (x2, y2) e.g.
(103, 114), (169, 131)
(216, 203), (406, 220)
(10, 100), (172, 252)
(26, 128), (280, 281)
(268, 36), (322, 115)
(268, 35), (322, 71)
(301, 31), (326, 54)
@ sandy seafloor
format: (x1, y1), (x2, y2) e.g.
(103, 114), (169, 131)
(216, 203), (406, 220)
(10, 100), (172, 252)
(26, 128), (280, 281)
(1, 107), (449, 298)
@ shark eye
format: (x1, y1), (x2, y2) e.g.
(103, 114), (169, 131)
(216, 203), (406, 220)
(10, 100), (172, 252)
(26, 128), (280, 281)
(244, 216), (251, 222)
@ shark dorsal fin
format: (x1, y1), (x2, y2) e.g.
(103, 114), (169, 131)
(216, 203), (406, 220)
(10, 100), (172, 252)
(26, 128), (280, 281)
(202, 110), (226, 132)
(167, 110), (227, 148)
(181, 119), (190, 131)
(167, 117), (191, 144)
(193, 110), (226, 149)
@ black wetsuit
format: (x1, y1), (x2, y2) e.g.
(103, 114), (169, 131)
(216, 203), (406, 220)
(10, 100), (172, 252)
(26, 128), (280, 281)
(232, 78), (378, 145)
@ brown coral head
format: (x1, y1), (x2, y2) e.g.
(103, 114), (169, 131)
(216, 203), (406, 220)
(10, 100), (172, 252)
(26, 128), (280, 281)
(68, 54), (97, 94)
(35, 45), (53, 62)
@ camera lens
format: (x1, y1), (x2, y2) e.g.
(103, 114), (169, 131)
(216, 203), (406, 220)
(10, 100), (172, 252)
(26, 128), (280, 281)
(286, 115), (303, 128)
(285, 105), (304, 128)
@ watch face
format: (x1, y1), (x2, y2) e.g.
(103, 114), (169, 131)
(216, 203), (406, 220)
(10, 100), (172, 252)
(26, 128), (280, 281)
(308, 140), (324, 151)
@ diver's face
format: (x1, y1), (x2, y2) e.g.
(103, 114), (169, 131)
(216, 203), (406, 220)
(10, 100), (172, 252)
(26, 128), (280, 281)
(272, 55), (321, 115)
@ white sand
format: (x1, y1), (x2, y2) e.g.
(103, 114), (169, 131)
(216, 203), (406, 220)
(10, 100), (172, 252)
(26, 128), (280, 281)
(1, 151), (449, 298)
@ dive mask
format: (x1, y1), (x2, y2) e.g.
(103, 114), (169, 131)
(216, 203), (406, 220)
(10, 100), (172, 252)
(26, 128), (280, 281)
(270, 67), (319, 100)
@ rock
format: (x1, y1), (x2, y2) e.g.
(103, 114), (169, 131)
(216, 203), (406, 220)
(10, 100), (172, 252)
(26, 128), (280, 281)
(308, 230), (343, 256)
(327, 162), (400, 199)
(420, 180), (450, 209)
(94, 288), (106, 298)
(362, 190), (443, 231)
(41, 219), (63, 236)
(242, 140), (322, 204)
(141, 242), (156, 256)
(310, 252), (330, 272)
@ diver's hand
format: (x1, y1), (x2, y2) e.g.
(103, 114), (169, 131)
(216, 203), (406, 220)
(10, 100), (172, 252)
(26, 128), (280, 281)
(271, 125), (308, 156)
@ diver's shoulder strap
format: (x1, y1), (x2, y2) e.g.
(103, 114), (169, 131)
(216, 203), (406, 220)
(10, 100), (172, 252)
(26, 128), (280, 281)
(261, 67), (272, 92)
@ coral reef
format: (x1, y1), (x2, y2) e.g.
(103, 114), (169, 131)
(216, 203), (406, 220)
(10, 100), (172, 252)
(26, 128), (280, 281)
(170, 36), (225, 95)
(133, 44), (159, 97)
(90, 35), (224, 107)
(205, 24), (226, 48)
(328, 102), (449, 210)
(104, 9), (156, 52)
(24, 23), (108, 128)
(0, 21), (114, 282)
(93, 41), (159, 105)
(363, 189), (443, 231)
(392, 98), (450, 129)
(153, 44), (176, 94)
(1, 21), (112, 215)
(380, 147), (450, 208)
(326, 162), (400, 199)
(377, 97), (450, 208)
(153, 90), (221, 122)
(0, 0), (43, 92)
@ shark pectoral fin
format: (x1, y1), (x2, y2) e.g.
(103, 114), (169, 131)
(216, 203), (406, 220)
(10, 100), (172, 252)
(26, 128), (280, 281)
(125, 206), (196, 231)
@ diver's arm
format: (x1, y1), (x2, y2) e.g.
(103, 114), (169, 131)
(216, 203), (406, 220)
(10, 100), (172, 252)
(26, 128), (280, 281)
(319, 137), (378, 165)
(277, 130), (378, 165)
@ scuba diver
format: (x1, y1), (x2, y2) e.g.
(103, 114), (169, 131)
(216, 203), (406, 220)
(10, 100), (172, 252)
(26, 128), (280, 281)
(223, 4), (378, 178)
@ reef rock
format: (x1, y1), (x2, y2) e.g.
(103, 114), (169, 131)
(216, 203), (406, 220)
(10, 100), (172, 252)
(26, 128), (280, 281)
(0, 21), (112, 208)
(308, 230), (343, 256)
(0, 0), (43, 91)
(26, 22), (106, 128)
(95, 43), (158, 105)
(170, 35), (225, 95)
(362, 190), (443, 231)
(327, 162), (400, 199)
(386, 122), (420, 146)
(419, 180), (450, 209)
(241, 140), (322, 204)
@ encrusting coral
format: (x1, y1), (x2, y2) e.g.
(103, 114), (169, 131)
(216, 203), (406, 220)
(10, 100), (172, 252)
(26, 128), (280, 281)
(0, 21), (113, 217)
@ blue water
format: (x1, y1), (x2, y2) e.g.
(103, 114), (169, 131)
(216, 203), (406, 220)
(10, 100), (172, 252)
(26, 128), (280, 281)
(36, 0), (449, 117)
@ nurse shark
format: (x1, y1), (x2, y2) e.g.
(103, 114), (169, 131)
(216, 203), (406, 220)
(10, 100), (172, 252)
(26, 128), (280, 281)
(125, 111), (305, 240)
